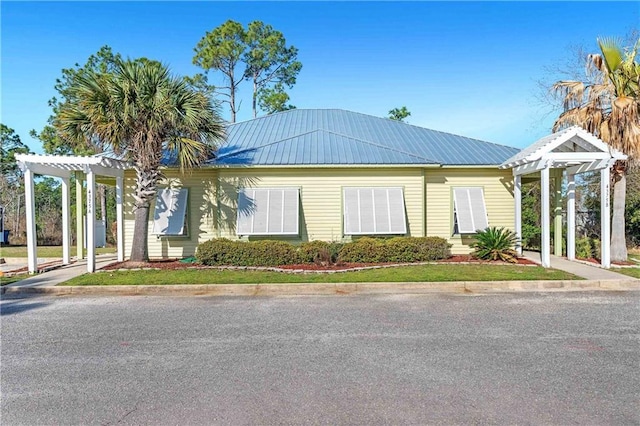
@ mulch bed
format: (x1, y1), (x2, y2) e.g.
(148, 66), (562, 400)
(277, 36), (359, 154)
(102, 255), (537, 272)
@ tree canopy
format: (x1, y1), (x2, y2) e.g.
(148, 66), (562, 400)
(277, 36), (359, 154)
(552, 36), (639, 260)
(388, 106), (411, 122)
(193, 20), (302, 121)
(55, 58), (226, 261)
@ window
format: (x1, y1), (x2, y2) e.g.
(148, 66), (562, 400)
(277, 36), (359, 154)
(152, 188), (188, 236)
(237, 188), (300, 235)
(453, 187), (488, 234)
(343, 187), (407, 235)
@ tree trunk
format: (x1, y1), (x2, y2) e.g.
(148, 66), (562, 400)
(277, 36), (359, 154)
(253, 78), (258, 118)
(130, 166), (159, 262)
(610, 170), (627, 262)
(130, 205), (149, 262)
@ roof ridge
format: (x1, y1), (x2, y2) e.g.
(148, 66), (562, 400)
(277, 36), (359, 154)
(215, 129), (321, 160)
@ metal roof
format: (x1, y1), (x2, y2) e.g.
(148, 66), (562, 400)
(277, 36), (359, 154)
(210, 109), (520, 167)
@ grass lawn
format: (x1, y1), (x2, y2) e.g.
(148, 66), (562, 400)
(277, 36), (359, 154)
(616, 267), (640, 279)
(63, 264), (580, 286)
(0, 274), (28, 286)
(0, 246), (115, 258)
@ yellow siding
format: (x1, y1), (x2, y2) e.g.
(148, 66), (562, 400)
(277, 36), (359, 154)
(123, 166), (514, 259)
(123, 169), (219, 259)
(424, 168), (514, 254)
(216, 168), (424, 242)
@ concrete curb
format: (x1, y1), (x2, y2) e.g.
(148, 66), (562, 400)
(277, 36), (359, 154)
(2, 279), (639, 296)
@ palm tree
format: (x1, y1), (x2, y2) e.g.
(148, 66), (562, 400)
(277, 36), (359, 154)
(553, 37), (639, 262)
(56, 58), (225, 262)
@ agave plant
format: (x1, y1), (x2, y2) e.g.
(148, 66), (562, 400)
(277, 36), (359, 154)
(471, 227), (519, 263)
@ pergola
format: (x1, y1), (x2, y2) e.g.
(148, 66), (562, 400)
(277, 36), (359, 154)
(15, 153), (130, 273)
(500, 126), (627, 268)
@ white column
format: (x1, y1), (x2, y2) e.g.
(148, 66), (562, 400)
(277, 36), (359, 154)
(601, 167), (611, 268)
(567, 173), (576, 261)
(541, 166), (551, 268)
(86, 169), (96, 272)
(116, 176), (124, 262)
(61, 176), (71, 265)
(514, 174), (522, 255)
(76, 173), (84, 260)
(553, 171), (563, 256)
(24, 168), (38, 274)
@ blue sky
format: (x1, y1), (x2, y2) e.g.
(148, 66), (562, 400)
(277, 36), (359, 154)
(2, 1), (639, 154)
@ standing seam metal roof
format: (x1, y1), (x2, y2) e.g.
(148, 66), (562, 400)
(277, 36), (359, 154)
(211, 109), (520, 166)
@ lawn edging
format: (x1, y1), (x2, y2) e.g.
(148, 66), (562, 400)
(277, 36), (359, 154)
(2, 279), (639, 296)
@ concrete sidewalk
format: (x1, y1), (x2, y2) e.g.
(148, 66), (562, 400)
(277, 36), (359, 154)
(522, 251), (635, 280)
(3, 255), (118, 288)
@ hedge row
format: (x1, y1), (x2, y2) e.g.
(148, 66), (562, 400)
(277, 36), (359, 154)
(195, 237), (452, 266)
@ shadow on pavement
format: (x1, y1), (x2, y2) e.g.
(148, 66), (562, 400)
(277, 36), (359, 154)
(0, 294), (51, 316)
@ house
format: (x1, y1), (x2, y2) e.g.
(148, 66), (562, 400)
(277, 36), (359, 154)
(128, 109), (519, 259)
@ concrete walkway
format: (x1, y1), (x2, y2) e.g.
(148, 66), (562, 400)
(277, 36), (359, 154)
(3, 255), (118, 288)
(522, 250), (634, 280)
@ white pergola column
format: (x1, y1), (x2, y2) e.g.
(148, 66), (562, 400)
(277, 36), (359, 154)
(540, 166), (551, 268)
(116, 176), (125, 262)
(76, 172), (84, 260)
(566, 173), (576, 261)
(86, 169), (96, 272)
(24, 168), (38, 274)
(514, 174), (522, 255)
(553, 170), (563, 256)
(601, 167), (611, 268)
(61, 177), (71, 265)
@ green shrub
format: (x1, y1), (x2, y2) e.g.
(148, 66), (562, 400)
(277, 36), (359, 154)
(195, 238), (239, 265)
(338, 236), (451, 263)
(327, 242), (345, 263)
(197, 237), (452, 266)
(338, 237), (385, 263)
(297, 240), (331, 264)
(196, 239), (298, 266)
(471, 227), (519, 263)
(575, 237), (601, 259)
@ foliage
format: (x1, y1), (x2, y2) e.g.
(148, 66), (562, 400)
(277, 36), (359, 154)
(244, 21), (302, 118)
(521, 181), (541, 249)
(552, 36), (639, 261)
(337, 237), (386, 263)
(258, 83), (297, 114)
(297, 240), (332, 264)
(56, 57), (225, 261)
(625, 167), (640, 246)
(196, 237), (451, 267)
(388, 106), (411, 122)
(471, 227), (519, 263)
(575, 237), (601, 260)
(193, 20), (246, 123)
(0, 124), (30, 182)
(193, 20), (302, 121)
(337, 236), (451, 263)
(196, 238), (299, 266)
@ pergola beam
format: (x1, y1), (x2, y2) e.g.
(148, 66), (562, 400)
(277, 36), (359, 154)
(15, 153), (130, 274)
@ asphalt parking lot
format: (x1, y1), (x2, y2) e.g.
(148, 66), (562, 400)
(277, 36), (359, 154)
(2, 292), (639, 425)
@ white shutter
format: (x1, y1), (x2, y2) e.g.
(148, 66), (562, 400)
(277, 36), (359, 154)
(152, 188), (188, 235)
(343, 187), (406, 235)
(236, 188), (299, 235)
(453, 187), (488, 234)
